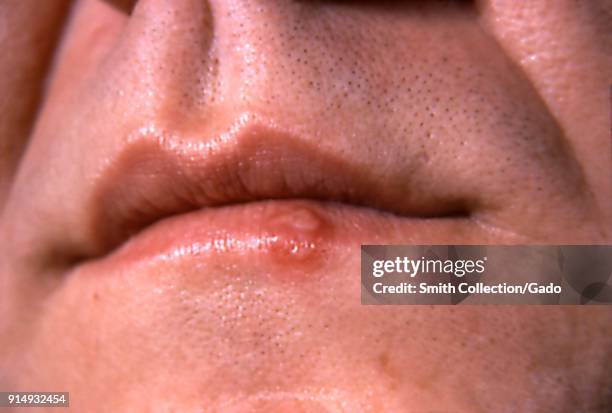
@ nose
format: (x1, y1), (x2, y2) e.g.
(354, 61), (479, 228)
(97, 0), (353, 129)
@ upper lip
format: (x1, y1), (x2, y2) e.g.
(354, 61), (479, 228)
(87, 114), (472, 257)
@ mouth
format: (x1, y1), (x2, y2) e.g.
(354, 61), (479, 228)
(75, 113), (476, 276)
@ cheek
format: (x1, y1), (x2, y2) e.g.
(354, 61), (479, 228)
(0, 0), (71, 205)
(479, 0), (612, 218)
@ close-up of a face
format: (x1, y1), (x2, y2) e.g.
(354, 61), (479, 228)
(0, 0), (610, 411)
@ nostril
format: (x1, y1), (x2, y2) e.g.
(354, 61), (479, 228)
(102, 0), (138, 15)
(298, 0), (475, 13)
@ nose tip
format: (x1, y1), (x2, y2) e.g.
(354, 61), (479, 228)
(112, 0), (215, 113)
(108, 0), (316, 125)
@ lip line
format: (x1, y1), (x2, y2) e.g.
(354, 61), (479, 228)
(84, 116), (473, 263)
(99, 199), (386, 260)
(73, 198), (473, 277)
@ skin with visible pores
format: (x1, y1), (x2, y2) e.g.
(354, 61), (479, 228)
(0, 0), (610, 412)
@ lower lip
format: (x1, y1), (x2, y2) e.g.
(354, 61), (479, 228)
(72, 199), (467, 281)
